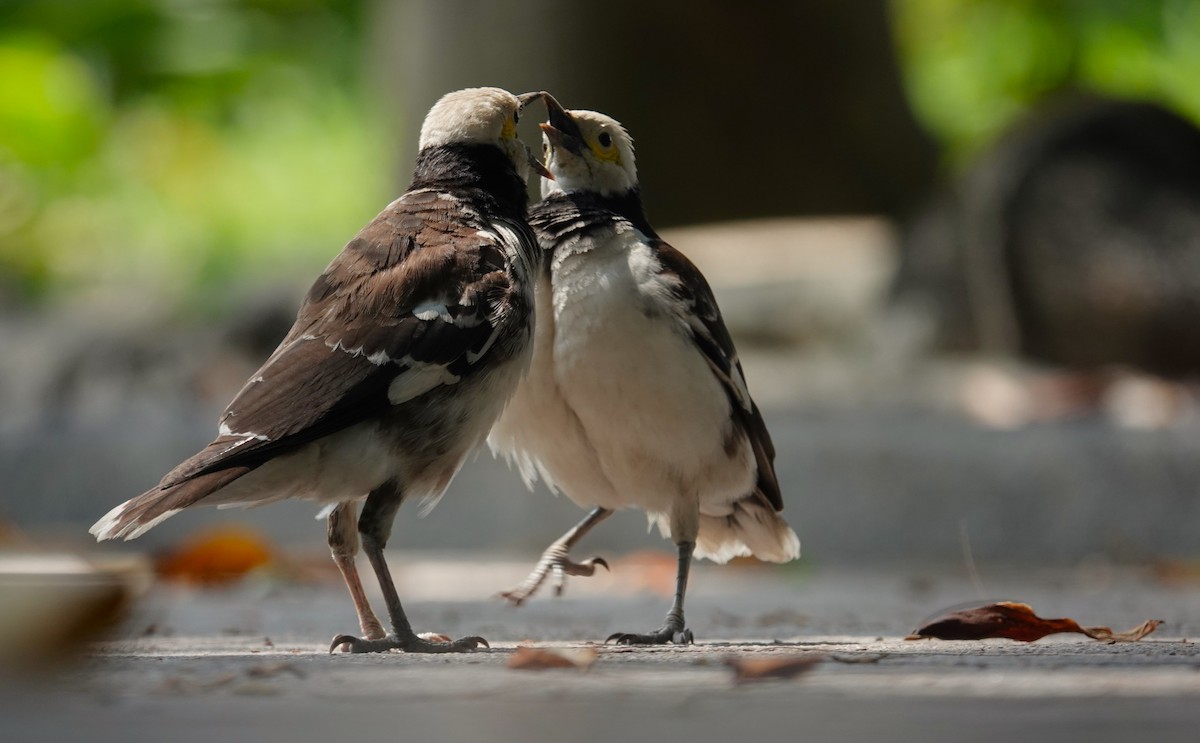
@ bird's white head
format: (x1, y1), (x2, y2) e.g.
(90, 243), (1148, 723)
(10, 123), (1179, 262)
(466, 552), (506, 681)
(418, 87), (547, 180)
(538, 94), (638, 198)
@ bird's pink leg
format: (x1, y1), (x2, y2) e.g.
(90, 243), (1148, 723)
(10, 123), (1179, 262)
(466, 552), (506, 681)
(327, 501), (386, 642)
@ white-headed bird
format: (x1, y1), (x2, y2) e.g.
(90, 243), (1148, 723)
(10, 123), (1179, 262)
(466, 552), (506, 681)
(92, 87), (549, 654)
(489, 94), (800, 644)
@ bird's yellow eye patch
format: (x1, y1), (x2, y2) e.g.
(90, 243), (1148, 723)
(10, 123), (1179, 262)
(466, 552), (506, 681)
(589, 137), (620, 163)
(501, 116), (518, 140)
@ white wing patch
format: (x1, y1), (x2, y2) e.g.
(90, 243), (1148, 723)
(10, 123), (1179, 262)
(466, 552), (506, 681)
(413, 301), (452, 322)
(387, 364), (461, 405)
(218, 422), (268, 441)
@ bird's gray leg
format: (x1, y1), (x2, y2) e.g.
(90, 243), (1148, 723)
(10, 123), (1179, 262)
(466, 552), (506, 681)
(607, 540), (696, 646)
(499, 506), (613, 606)
(330, 482), (487, 654)
(327, 501), (386, 641)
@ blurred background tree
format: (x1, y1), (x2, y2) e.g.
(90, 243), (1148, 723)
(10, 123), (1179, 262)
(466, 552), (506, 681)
(895, 0), (1200, 164)
(1, 0), (1198, 302)
(0, 0), (390, 304)
(381, 0), (939, 227)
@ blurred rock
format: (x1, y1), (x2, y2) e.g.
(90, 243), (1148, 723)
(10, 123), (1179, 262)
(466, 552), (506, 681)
(663, 217), (897, 347)
(0, 552), (149, 673)
(895, 97), (1200, 377)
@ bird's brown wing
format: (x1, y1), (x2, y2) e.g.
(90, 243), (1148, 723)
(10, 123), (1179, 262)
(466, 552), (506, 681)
(653, 241), (783, 512)
(158, 190), (529, 489)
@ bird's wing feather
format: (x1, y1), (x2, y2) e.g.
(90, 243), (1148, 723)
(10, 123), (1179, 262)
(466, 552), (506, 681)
(158, 190), (525, 489)
(653, 241), (783, 512)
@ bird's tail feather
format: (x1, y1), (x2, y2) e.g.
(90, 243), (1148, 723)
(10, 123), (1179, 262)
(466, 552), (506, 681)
(90, 467), (251, 541)
(690, 497), (800, 564)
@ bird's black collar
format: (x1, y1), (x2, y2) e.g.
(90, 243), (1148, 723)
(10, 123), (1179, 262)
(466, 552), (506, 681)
(410, 144), (529, 220)
(540, 188), (659, 240)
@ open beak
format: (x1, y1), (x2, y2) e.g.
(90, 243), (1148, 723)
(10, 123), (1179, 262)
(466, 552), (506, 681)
(516, 91), (545, 110)
(539, 93), (585, 156)
(515, 92), (553, 180)
(527, 145), (552, 180)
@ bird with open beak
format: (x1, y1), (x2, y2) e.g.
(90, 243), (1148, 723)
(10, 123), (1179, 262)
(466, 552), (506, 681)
(92, 87), (550, 654)
(489, 94), (800, 644)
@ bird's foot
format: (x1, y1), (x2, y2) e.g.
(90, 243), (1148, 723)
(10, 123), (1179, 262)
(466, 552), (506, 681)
(329, 631), (489, 654)
(606, 626), (694, 646)
(498, 543), (608, 606)
(359, 618), (387, 641)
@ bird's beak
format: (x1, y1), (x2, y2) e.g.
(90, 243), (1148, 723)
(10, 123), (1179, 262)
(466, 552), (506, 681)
(539, 93), (585, 156)
(514, 92), (553, 180)
(516, 91), (545, 110)
(527, 145), (552, 180)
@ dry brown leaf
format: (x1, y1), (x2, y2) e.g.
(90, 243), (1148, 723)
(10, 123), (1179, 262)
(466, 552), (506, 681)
(1079, 619), (1163, 643)
(724, 654), (822, 684)
(907, 601), (1163, 643)
(155, 526), (274, 585)
(507, 646), (598, 671)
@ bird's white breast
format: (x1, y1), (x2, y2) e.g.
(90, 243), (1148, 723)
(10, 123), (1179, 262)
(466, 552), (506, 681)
(493, 225), (755, 516)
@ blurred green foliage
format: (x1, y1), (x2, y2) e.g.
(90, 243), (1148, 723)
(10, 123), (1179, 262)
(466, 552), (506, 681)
(894, 0), (1200, 165)
(4, 1), (1200, 301)
(0, 0), (389, 302)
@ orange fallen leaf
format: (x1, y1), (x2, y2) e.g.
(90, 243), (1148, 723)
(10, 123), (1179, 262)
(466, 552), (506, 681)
(155, 525), (274, 585)
(907, 601), (1163, 643)
(507, 646), (598, 671)
(724, 655), (823, 684)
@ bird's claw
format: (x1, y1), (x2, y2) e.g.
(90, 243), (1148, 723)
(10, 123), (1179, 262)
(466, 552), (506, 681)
(605, 627), (694, 646)
(329, 632), (489, 654)
(551, 556), (609, 595)
(571, 556), (610, 575)
(499, 549), (609, 606)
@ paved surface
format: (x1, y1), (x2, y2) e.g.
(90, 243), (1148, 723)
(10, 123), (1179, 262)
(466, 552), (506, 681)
(5, 561), (1200, 742)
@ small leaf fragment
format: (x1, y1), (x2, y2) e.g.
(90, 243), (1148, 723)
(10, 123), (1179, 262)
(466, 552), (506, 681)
(724, 655), (822, 684)
(907, 601), (1163, 643)
(1080, 619), (1163, 643)
(507, 646), (598, 671)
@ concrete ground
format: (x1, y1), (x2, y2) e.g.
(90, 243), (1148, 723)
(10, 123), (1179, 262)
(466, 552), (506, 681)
(5, 560), (1200, 742)
(5, 215), (1200, 741)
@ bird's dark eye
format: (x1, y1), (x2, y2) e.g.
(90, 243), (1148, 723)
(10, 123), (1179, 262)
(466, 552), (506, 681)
(597, 132), (613, 148)
(513, 110), (520, 124)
